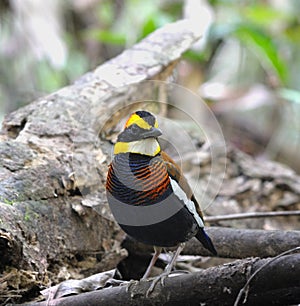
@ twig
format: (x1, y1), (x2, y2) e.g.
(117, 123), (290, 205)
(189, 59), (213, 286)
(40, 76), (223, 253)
(205, 210), (300, 222)
(233, 246), (300, 306)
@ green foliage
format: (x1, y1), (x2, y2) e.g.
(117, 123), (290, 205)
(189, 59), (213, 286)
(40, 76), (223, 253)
(233, 23), (287, 84)
(64, 50), (89, 80)
(208, 2), (291, 85)
(88, 30), (126, 46)
(243, 4), (290, 27)
(183, 50), (207, 63)
(97, 0), (114, 26)
(35, 62), (66, 93)
(1, 0), (300, 117)
(140, 17), (158, 38)
(88, 0), (177, 46)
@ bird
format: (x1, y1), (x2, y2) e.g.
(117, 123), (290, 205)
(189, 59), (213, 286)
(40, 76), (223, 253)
(106, 110), (217, 293)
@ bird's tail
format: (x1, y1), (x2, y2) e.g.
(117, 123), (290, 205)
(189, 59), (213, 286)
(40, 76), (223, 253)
(196, 228), (217, 256)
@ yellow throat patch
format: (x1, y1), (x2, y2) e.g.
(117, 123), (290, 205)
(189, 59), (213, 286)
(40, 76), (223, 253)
(114, 139), (161, 156)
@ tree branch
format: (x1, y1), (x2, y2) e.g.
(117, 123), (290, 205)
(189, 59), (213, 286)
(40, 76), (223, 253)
(123, 227), (300, 259)
(205, 210), (300, 222)
(20, 254), (300, 306)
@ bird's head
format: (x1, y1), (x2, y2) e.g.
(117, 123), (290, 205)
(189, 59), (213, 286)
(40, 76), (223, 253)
(114, 111), (162, 156)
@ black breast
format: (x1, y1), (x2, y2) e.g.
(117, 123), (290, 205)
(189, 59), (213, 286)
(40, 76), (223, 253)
(106, 153), (199, 247)
(106, 153), (172, 206)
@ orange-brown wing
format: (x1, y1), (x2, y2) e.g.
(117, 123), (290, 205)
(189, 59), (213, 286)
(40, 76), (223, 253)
(160, 151), (204, 220)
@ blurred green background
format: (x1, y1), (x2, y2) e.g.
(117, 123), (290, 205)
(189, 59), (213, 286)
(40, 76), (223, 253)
(1, 0), (300, 171)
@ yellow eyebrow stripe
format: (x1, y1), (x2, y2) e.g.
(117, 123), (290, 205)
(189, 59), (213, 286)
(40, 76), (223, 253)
(125, 113), (152, 130)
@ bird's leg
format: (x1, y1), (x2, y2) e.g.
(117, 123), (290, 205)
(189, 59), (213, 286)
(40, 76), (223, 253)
(125, 246), (162, 292)
(162, 243), (185, 279)
(146, 243), (185, 296)
(142, 246), (162, 280)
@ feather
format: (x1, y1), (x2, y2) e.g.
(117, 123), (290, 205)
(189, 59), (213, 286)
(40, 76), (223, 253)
(161, 151), (204, 220)
(114, 138), (160, 156)
(196, 228), (218, 255)
(170, 178), (204, 228)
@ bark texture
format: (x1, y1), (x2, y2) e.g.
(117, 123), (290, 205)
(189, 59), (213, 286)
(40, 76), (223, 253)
(20, 254), (300, 306)
(123, 227), (300, 259)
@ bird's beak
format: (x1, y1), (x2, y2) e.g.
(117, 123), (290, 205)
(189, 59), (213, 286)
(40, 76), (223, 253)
(141, 127), (162, 139)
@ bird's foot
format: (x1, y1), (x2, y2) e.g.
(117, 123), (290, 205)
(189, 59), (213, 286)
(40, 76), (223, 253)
(146, 271), (170, 297)
(121, 279), (139, 292)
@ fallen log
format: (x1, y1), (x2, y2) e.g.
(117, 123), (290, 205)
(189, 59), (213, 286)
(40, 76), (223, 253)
(123, 227), (300, 259)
